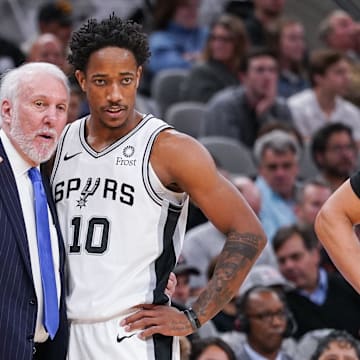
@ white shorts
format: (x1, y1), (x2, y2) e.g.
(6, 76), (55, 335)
(67, 314), (180, 360)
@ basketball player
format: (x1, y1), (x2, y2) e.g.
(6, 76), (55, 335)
(51, 15), (266, 359)
(316, 173), (360, 294)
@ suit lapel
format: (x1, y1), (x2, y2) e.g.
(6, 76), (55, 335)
(0, 139), (33, 278)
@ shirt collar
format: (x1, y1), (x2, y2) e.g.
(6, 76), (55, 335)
(0, 130), (33, 178)
(298, 268), (328, 305)
(244, 343), (284, 360)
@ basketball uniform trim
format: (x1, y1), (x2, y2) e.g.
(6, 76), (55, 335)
(153, 334), (174, 360)
(51, 121), (73, 184)
(153, 203), (180, 305)
(79, 114), (156, 158)
(142, 124), (184, 207)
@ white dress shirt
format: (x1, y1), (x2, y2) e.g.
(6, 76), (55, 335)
(244, 343), (284, 360)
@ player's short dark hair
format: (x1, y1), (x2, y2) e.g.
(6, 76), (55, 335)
(68, 14), (151, 72)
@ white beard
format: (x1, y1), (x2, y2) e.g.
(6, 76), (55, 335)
(9, 111), (58, 164)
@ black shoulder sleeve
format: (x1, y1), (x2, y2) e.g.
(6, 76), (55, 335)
(350, 171), (360, 198)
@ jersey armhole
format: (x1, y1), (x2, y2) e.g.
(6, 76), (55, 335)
(350, 171), (360, 199)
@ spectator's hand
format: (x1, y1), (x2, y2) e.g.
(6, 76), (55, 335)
(120, 304), (193, 338)
(255, 81), (277, 117)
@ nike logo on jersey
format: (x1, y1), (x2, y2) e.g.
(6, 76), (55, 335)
(64, 152), (82, 161)
(116, 333), (136, 343)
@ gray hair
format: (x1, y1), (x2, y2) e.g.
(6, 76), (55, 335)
(253, 130), (301, 165)
(319, 10), (351, 44)
(0, 62), (70, 108)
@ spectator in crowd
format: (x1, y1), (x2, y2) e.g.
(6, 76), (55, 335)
(183, 175), (277, 296)
(190, 337), (236, 360)
(288, 49), (360, 144)
(234, 286), (296, 359)
(273, 223), (360, 339)
(245, 0), (287, 48)
(310, 329), (360, 360)
(310, 123), (358, 192)
(254, 130), (301, 242)
(201, 48), (293, 148)
(26, 33), (66, 72)
(0, 36), (25, 75)
(22, 1), (74, 56)
(221, 266), (297, 359)
(147, 0), (208, 79)
(294, 179), (336, 272)
(318, 10), (357, 59)
(269, 17), (310, 98)
(180, 13), (247, 103)
(295, 179), (332, 227)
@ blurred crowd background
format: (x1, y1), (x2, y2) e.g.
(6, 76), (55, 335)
(2, 1), (360, 359)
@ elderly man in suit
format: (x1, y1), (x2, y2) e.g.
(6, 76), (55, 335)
(0, 62), (70, 360)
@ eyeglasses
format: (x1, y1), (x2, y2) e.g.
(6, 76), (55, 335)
(264, 162), (295, 171)
(249, 65), (278, 74)
(325, 144), (356, 153)
(209, 34), (234, 43)
(247, 309), (287, 323)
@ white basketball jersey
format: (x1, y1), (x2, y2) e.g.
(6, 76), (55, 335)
(51, 115), (189, 321)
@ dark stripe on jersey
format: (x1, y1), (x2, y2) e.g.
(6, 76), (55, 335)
(153, 205), (181, 305)
(143, 125), (174, 206)
(79, 114), (156, 158)
(153, 334), (173, 360)
(50, 122), (72, 184)
(350, 171), (360, 198)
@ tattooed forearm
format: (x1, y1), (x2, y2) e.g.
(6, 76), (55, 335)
(227, 231), (262, 262)
(192, 230), (265, 321)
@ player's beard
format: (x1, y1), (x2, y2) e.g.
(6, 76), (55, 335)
(9, 110), (58, 164)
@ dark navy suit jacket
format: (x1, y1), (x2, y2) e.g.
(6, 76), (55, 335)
(0, 139), (68, 360)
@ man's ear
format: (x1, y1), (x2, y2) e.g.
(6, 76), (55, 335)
(1, 99), (13, 126)
(75, 70), (86, 92)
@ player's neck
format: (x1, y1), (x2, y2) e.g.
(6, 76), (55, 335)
(85, 112), (143, 152)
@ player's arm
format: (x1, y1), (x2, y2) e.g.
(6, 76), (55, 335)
(315, 179), (360, 293)
(121, 131), (266, 337)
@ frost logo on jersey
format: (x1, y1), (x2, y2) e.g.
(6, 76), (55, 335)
(76, 177), (100, 208)
(115, 145), (136, 166)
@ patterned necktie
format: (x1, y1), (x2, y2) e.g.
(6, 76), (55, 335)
(28, 167), (59, 340)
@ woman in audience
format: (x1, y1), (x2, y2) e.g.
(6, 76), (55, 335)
(180, 13), (248, 103)
(147, 0), (208, 78)
(269, 18), (310, 98)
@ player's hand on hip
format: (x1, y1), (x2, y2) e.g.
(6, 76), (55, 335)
(120, 304), (193, 338)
